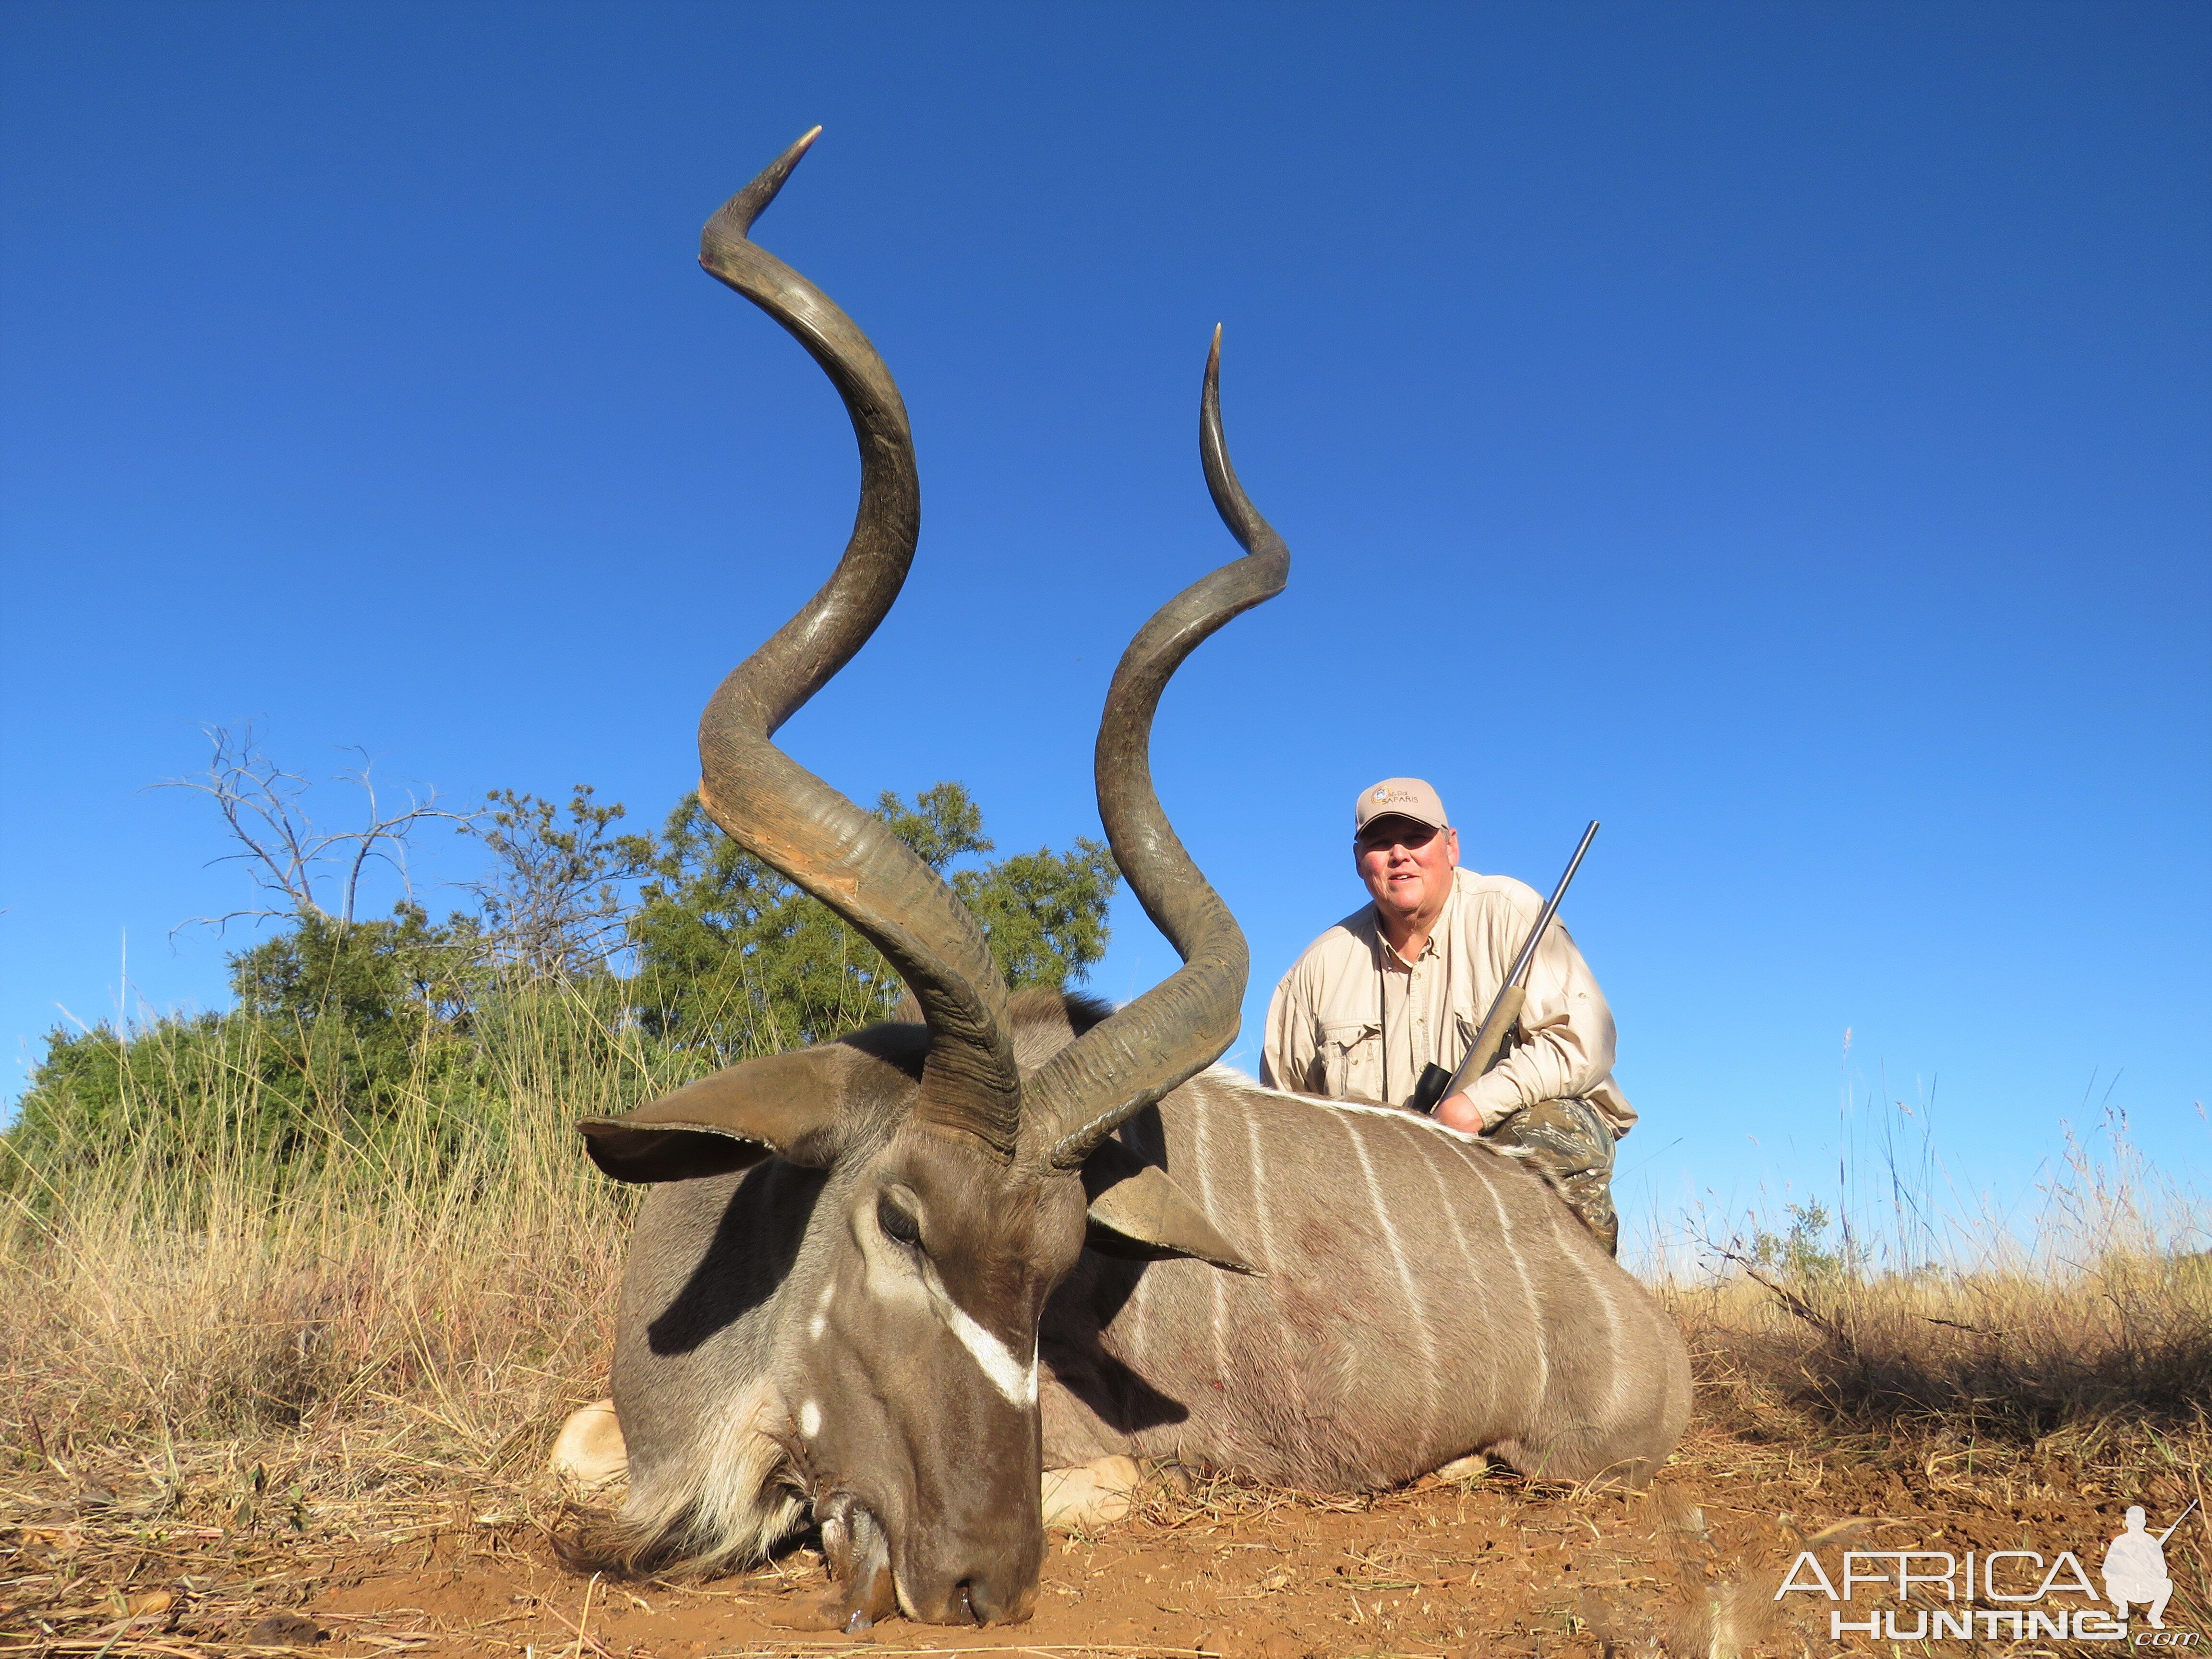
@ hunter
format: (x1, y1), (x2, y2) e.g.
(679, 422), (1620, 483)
(1260, 777), (1633, 1254)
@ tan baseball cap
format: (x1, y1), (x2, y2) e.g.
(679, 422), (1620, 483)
(1354, 777), (1449, 834)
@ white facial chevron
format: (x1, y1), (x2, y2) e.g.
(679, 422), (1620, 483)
(932, 1282), (1039, 1408)
(853, 1196), (1039, 1410)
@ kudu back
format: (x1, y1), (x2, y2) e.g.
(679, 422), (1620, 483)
(576, 129), (1691, 1631)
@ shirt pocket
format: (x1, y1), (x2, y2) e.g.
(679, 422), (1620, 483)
(1452, 1009), (1482, 1073)
(1320, 1020), (1382, 1102)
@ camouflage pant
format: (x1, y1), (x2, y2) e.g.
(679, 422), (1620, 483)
(1483, 1097), (1618, 1256)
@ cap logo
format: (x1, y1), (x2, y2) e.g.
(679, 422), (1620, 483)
(1372, 787), (1389, 802)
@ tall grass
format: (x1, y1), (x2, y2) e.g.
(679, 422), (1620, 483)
(0, 982), (674, 1465)
(1652, 1091), (2212, 1474)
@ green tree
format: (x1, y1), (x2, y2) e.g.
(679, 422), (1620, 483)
(462, 785), (656, 979)
(9, 1012), (240, 1174)
(629, 782), (1118, 1063)
(13, 717), (487, 1182)
(954, 844), (1119, 989)
(210, 902), (484, 1161)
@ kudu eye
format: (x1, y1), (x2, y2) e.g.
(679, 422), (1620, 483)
(876, 1193), (923, 1252)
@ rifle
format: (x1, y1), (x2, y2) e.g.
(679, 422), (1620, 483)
(1407, 819), (1599, 1116)
(2155, 1498), (2199, 1545)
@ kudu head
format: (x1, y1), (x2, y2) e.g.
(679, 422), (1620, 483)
(577, 128), (1287, 1629)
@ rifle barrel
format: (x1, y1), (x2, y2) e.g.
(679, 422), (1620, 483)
(1499, 819), (1600, 996)
(2155, 1496), (2199, 1544)
(1442, 819), (1599, 1101)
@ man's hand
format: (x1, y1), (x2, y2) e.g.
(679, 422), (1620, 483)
(1434, 1094), (1485, 1134)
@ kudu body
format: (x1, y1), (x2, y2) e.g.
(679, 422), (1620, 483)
(577, 130), (1692, 1630)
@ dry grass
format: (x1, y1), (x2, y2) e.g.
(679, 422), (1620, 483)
(0, 991), (642, 1575)
(1667, 1106), (2210, 1457)
(0, 1005), (640, 1652)
(4, 1108), (626, 1465)
(1675, 1252), (2211, 1439)
(2, 1048), (2206, 1654)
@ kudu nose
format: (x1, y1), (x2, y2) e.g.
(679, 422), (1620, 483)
(902, 1467), (1046, 1623)
(927, 1565), (1034, 1627)
(967, 1569), (1039, 1625)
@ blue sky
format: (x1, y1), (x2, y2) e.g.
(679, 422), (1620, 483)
(4, 2), (2206, 1238)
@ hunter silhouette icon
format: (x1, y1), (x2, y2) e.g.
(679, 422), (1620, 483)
(2104, 1502), (2196, 1628)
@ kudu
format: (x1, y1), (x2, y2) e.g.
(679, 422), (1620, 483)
(575, 129), (1693, 1632)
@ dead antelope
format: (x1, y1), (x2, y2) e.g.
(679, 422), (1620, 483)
(570, 128), (1693, 1631)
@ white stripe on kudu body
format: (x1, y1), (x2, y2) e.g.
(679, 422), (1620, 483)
(1335, 1106), (1442, 1444)
(1034, 1066), (1687, 1493)
(1240, 1107), (1276, 1270)
(1190, 1103), (1231, 1386)
(1396, 1114), (1494, 1427)
(1456, 1130), (1551, 1405)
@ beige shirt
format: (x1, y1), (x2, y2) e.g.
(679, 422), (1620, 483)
(1259, 866), (1635, 1133)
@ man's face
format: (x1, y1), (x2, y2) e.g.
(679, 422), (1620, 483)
(1354, 816), (1460, 927)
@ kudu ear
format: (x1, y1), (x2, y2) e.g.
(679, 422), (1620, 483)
(578, 1047), (865, 1183)
(1080, 1138), (1261, 1274)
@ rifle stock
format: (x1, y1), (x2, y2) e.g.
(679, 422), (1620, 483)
(1456, 984), (1526, 1093)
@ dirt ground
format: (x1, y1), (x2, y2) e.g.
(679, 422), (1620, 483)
(5, 1405), (2206, 1659)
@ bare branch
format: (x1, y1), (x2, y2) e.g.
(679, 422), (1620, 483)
(1708, 1244), (1848, 1341)
(156, 723), (476, 937)
(325, 745), (474, 924)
